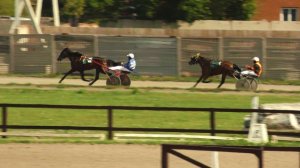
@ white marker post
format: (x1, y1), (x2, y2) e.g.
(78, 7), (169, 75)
(248, 96), (269, 143)
(211, 151), (219, 168)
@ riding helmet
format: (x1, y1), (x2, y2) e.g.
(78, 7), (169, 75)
(252, 57), (260, 62)
(127, 53), (134, 58)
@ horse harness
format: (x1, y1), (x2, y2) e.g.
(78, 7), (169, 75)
(80, 56), (110, 74)
(210, 60), (222, 69)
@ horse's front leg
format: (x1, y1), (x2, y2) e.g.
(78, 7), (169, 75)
(89, 69), (100, 86)
(80, 70), (92, 82)
(59, 69), (74, 83)
(217, 74), (227, 88)
(193, 75), (204, 88)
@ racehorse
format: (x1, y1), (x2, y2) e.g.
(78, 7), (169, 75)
(57, 48), (121, 86)
(189, 53), (241, 88)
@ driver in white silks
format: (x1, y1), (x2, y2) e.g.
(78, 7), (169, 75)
(109, 53), (136, 72)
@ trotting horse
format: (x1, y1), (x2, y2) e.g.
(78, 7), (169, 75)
(57, 47), (121, 86)
(189, 53), (241, 88)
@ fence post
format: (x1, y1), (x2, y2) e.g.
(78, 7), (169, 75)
(94, 35), (99, 57)
(161, 145), (168, 168)
(258, 147), (264, 168)
(51, 34), (57, 74)
(261, 37), (267, 79)
(210, 110), (216, 136)
(107, 107), (113, 140)
(176, 36), (182, 76)
(9, 35), (15, 73)
(2, 106), (7, 138)
(218, 37), (224, 60)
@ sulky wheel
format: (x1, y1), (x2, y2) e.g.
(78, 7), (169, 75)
(120, 74), (131, 86)
(236, 78), (251, 91)
(249, 78), (258, 91)
(106, 75), (121, 86)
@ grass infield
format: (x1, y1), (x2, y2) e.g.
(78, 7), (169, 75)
(0, 87), (299, 145)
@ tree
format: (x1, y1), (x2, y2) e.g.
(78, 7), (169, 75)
(0, 1), (14, 16)
(209, 0), (255, 20)
(61, 0), (256, 24)
(83, 0), (115, 21)
(63, 0), (85, 26)
(178, 0), (211, 22)
(131, 0), (159, 19)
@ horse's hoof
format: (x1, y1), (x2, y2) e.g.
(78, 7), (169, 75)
(203, 80), (211, 83)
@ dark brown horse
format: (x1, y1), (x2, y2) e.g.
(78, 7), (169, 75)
(189, 53), (241, 88)
(57, 48), (121, 86)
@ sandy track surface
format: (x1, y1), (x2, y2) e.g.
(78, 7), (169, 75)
(0, 144), (298, 168)
(0, 76), (299, 91)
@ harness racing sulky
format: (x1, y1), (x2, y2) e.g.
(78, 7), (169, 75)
(189, 53), (260, 91)
(57, 48), (132, 86)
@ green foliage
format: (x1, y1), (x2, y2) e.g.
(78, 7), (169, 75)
(209, 0), (255, 20)
(155, 0), (211, 22)
(63, 0), (85, 17)
(243, 0), (256, 19)
(131, 0), (159, 19)
(83, 0), (115, 20)
(178, 0), (211, 22)
(59, 0), (256, 23)
(0, 0), (14, 16)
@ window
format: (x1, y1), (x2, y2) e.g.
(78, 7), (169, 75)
(280, 8), (298, 21)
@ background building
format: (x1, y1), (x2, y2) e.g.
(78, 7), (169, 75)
(253, 0), (300, 21)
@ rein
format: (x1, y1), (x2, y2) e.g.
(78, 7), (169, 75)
(92, 59), (111, 79)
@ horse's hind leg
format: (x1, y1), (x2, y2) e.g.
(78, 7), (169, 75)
(89, 69), (100, 86)
(80, 70), (92, 82)
(202, 76), (211, 83)
(59, 69), (74, 83)
(217, 74), (227, 88)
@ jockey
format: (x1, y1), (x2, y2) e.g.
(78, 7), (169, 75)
(240, 57), (263, 77)
(109, 53), (136, 72)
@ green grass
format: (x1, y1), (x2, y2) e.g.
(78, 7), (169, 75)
(0, 87), (299, 145)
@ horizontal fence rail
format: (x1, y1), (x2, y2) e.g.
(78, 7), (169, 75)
(1, 103), (300, 139)
(161, 144), (300, 168)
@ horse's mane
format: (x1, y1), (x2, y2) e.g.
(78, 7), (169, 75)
(64, 48), (83, 58)
(192, 54), (213, 62)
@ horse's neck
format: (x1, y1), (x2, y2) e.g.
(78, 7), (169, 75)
(69, 56), (80, 64)
(198, 58), (211, 66)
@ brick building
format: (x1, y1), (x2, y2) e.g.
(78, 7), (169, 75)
(252, 0), (300, 21)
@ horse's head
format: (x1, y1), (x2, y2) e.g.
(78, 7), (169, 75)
(57, 48), (82, 61)
(189, 53), (203, 65)
(57, 48), (71, 61)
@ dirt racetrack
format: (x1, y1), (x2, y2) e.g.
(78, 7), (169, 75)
(0, 144), (299, 168)
(0, 76), (300, 91)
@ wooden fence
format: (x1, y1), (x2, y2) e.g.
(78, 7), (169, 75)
(161, 144), (300, 168)
(1, 103), (300, 139)
(0, 34), (300, 79)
